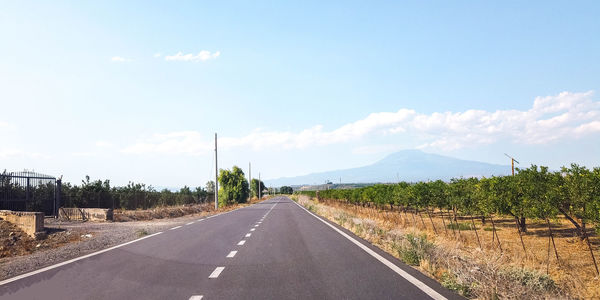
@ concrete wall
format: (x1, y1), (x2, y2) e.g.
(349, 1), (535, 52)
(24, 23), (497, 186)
(59, 208), (113, 221)
(0, 210), (45, 239)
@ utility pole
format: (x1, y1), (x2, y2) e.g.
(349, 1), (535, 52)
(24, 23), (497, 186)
(248, 162), (251, 200)
(504, 153), (520, 176)
(215, 133), (218, 211)
(258, 172), (261, 199)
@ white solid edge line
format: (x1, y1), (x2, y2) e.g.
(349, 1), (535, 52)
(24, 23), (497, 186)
(0, 203), (258, 286)
(189, 296), (204, 300)
(292, 201), (447, 300)
(209, 267), (225, 278)
(186, 221), (195, 225)
(227, 250), (237, 258)
(0, 231), (162, 286)
(238, 240), (246, 245)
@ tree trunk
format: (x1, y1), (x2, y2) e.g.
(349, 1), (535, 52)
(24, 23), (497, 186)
(426, 208), (437, 234)
(471, 215), (482, 249)
(418, 210), (426, 229)
(515, 217), (527, 253)
(491, 216), (502, 252)
(519, 216), (527, 233)
(441, 211), (449, 236)
(558, 207), (585, 240)
(547, 218), (559, 262)
(447, 209), (456, 237)
(583, 227), (599, 275)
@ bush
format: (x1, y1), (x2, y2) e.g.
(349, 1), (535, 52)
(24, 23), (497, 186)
(395, 233), (433, 266)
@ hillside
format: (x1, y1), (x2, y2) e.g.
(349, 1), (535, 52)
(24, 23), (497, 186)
(266, 150), (511, 186)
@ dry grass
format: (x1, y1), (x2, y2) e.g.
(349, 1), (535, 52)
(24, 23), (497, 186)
(293, 195), (600, 299)
(114, 197), (268, 222)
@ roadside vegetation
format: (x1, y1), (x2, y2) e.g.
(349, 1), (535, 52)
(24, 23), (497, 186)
(294, 163), (600, 299)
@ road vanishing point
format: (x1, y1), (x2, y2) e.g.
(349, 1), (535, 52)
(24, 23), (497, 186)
(0, 197), (463, 300)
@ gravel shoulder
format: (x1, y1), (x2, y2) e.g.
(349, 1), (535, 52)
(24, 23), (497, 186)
(0, 211), (213, 281)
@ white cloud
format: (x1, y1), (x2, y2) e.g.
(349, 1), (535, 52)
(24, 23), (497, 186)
(153, 53), (162, 58)
(111, 56), (132, 62)
(0, 121), (15, 130)
(165, 51), (220, 62)
(121, 91), (600, 155)
(122, 131), (212, 155)
(95, 140), (114, 148)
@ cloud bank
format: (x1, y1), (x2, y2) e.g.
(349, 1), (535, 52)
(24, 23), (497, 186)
(121, 91), (600, 155)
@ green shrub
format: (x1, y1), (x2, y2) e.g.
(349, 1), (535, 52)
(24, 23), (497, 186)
(395, 234), (433, 266)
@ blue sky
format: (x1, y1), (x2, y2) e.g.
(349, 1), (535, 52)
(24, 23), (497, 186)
(1, 1), (599, 187)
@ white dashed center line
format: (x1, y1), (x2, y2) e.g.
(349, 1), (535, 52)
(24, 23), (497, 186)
(250, 228), (255, 231)
(238, 240), (246, 245)
(209, 267), (225, 278)
(189, 295), (203, 300)
(227, 251), (237, 258)
(245, 233), (251, 237)
(186, 222), (194, 225)
(169, 226), (182, 230)
(254, 224), (259, 227)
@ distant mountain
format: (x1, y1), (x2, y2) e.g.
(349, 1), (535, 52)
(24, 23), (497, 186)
(266, 149), (511, 186)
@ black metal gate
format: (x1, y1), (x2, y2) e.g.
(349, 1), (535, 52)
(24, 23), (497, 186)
(0, 170), (59, 216)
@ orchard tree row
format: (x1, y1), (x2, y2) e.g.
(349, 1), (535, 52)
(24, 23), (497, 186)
(296, 164), (600, 240)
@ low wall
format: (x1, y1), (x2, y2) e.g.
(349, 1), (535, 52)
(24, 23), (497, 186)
(0, 210), (45, 239)
(59, 208), (113, 221)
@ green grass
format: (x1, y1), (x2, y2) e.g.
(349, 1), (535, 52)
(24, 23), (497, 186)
(446, 222), (474, 230)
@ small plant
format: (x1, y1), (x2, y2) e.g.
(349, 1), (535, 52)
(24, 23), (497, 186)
(483, 226), (501, 231)
(441, 272), (472, 297)
(499, 268), (557, 293)
(446, 222), (473, 230)
(334, 212), (349, 227)
(395, 234), (433, 266)
(136, 229), (149, 237)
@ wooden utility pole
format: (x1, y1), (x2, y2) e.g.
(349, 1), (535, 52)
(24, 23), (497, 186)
(249, 162), (251, 200)
(215, 133), (218, 210)
(504, 153), (520, 176)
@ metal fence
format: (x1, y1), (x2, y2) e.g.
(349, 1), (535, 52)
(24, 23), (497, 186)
(0, 170), (60, 216)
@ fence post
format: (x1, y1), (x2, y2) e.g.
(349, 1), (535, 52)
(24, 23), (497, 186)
(55, 179), (62, 218)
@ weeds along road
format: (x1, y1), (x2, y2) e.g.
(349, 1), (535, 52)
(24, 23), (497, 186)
(0, 197), (463, 300)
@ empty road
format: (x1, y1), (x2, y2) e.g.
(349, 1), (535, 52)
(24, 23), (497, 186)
(0, 197), (462, 299)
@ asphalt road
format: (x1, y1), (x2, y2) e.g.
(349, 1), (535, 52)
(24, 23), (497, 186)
(0, 197), (463, 300)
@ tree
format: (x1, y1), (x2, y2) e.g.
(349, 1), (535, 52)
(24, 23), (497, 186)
(250, 178), (265, 198)
(205, 181), (215, 193)
(558, 164), (598, 239)
(280, 186), (293, 194)
(218, 166), (249, 207)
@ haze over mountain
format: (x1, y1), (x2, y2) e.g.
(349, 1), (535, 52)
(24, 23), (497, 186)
(266, 150), (511, 186)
